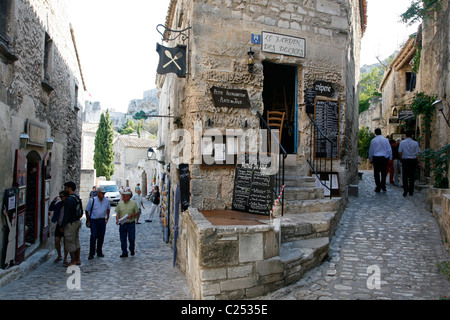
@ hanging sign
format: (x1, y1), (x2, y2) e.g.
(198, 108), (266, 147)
(156, 43), (187, 78)
(262, 31), (306, 58)
(314, 80), (334, 98)
(210, 86), (251, 109)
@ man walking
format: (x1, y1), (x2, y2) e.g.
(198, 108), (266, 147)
(115, 190), (139, 257)
(369, 128), (392, 192)
(85, 186), (111, 259)
(145, 186), (160, 222)
(61, 181), (82, 267)
(399, 130), (421, 197)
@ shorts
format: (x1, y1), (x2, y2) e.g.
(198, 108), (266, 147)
(64, 220), (81, 252)
(55, 224), (64, 238)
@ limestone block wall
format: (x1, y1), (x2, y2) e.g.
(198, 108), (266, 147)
(178, 208), (281, 299)
(160, 0), (363, 212)
(442, 194), (450, 252)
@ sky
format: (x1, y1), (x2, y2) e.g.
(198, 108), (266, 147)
(69, 0), (419, 113)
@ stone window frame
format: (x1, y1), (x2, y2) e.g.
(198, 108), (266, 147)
(41, 32), (55, 93)
(0, 0), (18, 64)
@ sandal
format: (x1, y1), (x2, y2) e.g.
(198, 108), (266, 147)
(54, 257), (62, 263)
(63, 261), (70, 267)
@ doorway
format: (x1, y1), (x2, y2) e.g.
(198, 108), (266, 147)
(25, 151), (40, 245)
(262, 62), (298, 154)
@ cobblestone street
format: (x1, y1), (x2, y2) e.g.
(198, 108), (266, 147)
(0, 201), (192, 300)
(260, 171), (450, 300)
(0, 172), (449, 300)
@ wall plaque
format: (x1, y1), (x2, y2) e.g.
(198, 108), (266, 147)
(210, 86), (251, 109)
(262, 31), (306, 58)
(27, 120), (46, 147)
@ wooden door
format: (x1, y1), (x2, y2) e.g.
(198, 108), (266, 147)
(13, 150), (26, 265)
(41, 153), (52, 243)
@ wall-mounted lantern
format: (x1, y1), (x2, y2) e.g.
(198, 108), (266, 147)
(148, 147), (156, 161)
(247, 48), (255, 73)
(19, 133), (29, 149)
(46, 137), (54, 151)
(432, 99), (450, 127)
(392, 107), (398, 117)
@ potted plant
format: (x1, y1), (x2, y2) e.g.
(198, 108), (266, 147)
(420, 144), (450, 189)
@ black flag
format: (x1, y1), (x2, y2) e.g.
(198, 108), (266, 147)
(156, 43), (187, 78)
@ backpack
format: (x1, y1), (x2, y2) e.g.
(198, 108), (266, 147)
(70, 194), (84, 219)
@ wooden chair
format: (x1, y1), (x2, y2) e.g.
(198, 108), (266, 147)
(267, 111), (285, 153)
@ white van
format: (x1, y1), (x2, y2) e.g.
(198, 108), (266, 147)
(98, 181), (121, 206)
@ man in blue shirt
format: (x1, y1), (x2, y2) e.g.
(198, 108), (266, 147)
(369, 128), (392, 192)
(399, 130), (421, 197)
(85, 186), (111, 259)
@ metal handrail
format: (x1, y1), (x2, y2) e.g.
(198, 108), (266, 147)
(257, 111), (287, 216)
(307, 114), (334, 198)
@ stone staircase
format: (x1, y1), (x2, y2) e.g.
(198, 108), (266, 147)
(277, 165), (345, 285)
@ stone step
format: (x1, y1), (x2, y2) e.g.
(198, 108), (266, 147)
(283, 175), (316, 188)
(284, 197), (343, 215)
(280, 237), (329, 286)
(283, 186), (325, 201)
(280, 212), (337, 242)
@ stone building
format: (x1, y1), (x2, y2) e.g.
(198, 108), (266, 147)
(156, 0), (366, 299)
(0, 0), (86, 266)
(365, 35), (418, 138)
(111, 135), (158, 196)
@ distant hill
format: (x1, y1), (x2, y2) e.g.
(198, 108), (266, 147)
(360, 51), (399, 74)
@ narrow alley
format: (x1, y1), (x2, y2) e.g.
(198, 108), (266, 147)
(0, 200), (192, 300)
(0, 172), (449, 300)
(259, 171), (450, 300)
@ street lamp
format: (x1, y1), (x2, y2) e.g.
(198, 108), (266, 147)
(19, 133), (29, 149)
(147, 147), (156, 161)
(432, 100), (450, 127)
(46, 137), (54, 151)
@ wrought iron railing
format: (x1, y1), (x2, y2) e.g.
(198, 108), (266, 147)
(257, 111), (287, 216)
(307, 114), (334, 199)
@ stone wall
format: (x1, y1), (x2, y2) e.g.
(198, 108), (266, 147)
(178, 207), (281, 299)
(0, 0), (85, 254)
(428, 188), (450, 253)
(160, 0), (363, 212)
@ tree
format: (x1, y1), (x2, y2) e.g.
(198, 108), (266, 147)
(401, 0), (444, 25)
(359, 66), (384, 113)
(94, 110), (115, 180)
(358, 127), (376, 159)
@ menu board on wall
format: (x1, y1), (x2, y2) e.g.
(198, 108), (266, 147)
(179, 164), (190, 212)
(314, 99), (340, 159)
(232, 162), (274, 216)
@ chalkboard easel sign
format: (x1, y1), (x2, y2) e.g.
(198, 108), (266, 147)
(314, 99), (340, 159)
(232, 157), (274, 216)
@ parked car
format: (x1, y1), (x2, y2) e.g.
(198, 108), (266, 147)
(99, 182), (121, 206)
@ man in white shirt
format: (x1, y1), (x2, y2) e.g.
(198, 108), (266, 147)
(399, 130), (421, 197)
(85, 186), (111, 259)
(369, 128), (392, 192)
(131, 189), (145, 224)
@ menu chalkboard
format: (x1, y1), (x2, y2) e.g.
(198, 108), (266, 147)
(305, 88), (316, 114)
(232, 162), (274, 216)
(179, 164), (190, 211)
(314, 99), (340, 159)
